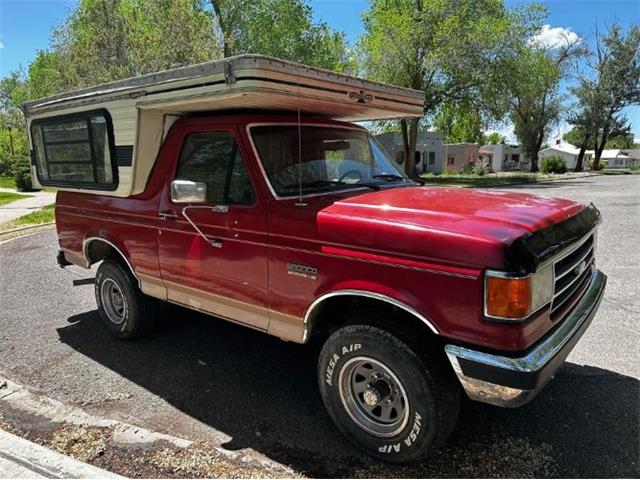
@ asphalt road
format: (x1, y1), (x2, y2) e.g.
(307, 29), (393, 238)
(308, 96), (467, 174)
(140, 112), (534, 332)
(0, 175), (638, 477)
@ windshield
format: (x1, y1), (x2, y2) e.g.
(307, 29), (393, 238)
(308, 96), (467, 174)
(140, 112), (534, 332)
(251, 125), (409, 197)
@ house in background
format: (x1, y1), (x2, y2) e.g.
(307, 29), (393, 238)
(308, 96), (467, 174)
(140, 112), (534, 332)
(592, 149), (637, 168)
(375, 131), (444, 174)
(479, 144), (529, 171)
(443, 143), (480, 173)
(539, 139), (592, 170)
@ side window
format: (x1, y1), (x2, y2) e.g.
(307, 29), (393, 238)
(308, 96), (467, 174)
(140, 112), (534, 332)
(30, 110), (117, 189)
(176, 132), (255, 205)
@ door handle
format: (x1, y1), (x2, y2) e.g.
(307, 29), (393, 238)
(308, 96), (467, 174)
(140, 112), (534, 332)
(158, 210), (178, 220)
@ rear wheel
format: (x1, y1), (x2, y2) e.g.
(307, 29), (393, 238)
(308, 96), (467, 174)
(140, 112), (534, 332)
(95, 259), (153, 339)
(318, 324), (459, 463)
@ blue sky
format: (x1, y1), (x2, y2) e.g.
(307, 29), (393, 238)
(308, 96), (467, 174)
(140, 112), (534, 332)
(1, 0), (639, 139)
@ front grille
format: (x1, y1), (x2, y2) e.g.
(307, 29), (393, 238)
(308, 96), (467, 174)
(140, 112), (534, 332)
(551, 234), (595, 313)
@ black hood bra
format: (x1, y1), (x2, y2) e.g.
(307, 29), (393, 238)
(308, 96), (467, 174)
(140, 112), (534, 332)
(505, 203), (601, 274)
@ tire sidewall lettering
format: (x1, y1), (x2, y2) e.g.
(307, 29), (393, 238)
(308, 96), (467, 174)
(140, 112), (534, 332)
(323, 339), (427, 455)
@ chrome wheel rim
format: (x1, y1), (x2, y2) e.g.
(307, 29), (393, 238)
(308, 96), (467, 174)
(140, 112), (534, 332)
(338, 356), (410, 437)
(101, 278), (126, 325)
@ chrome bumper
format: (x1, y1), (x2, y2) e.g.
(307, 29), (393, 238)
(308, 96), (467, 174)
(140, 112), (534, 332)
(445, 269), (607, 408)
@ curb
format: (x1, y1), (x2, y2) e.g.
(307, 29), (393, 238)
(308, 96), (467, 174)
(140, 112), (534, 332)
(0, 222), (55, 241)
(0, 429), (124, 479)
(0, 376), (297, 478)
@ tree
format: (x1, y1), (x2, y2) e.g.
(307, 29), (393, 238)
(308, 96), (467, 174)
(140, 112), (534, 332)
(606, 131), (635, 149)
(433, 101), (486, 144)
(359, 0), (544, 177)
(29, 0), (220, 95)
(0, 72), (30, 175)
(497, 31), (583, 171)
(567, 24), (640, 170)
(209, 0), (352, 71)
(589, 25), (640, 168)
(485, 132), (506, 144)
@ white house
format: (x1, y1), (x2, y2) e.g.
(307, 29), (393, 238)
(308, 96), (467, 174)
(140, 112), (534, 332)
(538, 140), (592, 170)
(479, 144), (529, 172)
(376, 131), (445, 174)
(589, 149), (637, 168)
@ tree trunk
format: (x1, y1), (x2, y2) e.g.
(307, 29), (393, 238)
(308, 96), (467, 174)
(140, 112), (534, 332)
(210, 0), (230, 57)
(409, 118), (419, 177)
(530, 128), (547, 173)
(7, 128), (14, 156)
(593, 125), (609, 170)
(575, 133), (590, 171)
(402, 119), (419, 178)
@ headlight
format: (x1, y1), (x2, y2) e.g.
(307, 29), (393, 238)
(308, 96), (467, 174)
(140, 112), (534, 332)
(484, 265), (553, 321)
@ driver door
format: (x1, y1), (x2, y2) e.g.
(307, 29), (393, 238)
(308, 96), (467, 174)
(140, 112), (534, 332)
(157, 126), (269, 330)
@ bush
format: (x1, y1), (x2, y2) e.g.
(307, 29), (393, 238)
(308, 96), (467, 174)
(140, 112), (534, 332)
(540, 155), (567, 174)
(588, 157), (605, 171)
(460, 163), (475, 174)
(12, 156), (33, 191)
(472, 162), (488, 176)
(460, 162), (488, 176)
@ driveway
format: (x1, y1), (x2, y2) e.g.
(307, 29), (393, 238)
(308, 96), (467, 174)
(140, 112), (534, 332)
(0, 175), (638, 477)
(0, 188), (56, 225)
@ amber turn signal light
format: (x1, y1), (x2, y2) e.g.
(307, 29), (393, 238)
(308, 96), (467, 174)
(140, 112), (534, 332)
(485, 275), (532, 319)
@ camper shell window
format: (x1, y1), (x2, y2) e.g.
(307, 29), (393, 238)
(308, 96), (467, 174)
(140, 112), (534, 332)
(30, 110), (118, 190)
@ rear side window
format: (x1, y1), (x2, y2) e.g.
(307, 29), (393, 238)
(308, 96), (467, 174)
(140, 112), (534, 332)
(176, 131), (255, 205)
(30, 110), (117, 189)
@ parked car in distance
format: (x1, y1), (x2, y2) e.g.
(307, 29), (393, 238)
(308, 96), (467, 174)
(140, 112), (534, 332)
(23, 56), (606, 463)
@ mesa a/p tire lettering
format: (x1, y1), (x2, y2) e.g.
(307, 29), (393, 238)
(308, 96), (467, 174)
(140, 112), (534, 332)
(318, 324), (459, 463)
(325, 343), (361, 386)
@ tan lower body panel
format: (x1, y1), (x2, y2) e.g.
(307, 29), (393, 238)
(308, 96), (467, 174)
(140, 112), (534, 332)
(154, 279), (305, 343)
(138, 273), (168, 300)
(62, 249), (89, 268)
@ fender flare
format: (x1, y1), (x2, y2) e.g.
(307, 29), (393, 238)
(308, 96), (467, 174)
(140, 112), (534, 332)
(82, 236), (140, 288)
(303, 289), (439, 341)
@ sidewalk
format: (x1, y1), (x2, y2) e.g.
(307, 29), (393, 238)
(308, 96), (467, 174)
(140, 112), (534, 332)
(0, 188), (56, 225)
(0, 429), (123, 479)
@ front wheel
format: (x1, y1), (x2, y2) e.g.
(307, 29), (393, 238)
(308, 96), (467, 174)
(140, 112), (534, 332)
(318, 324), (459, 463)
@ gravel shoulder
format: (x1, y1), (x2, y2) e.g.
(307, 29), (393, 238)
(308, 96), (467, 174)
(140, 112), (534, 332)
(0, 175), (638, 477)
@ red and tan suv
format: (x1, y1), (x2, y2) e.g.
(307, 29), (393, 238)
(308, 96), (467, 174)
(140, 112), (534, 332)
(23, 56), (606, 463)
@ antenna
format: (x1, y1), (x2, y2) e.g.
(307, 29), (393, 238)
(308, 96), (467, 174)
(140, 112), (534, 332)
(295, 75), (307, 207)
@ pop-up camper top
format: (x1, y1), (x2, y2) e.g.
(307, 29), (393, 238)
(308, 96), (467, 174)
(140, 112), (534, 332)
(22, 54), (425, 196)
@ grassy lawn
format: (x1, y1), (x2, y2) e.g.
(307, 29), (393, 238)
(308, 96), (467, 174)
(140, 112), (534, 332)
(419, 171), (598, 187)
(601, 168), (640, 175)
(0, 191), (29, 206)
(0, 176), (16, 189)
(0, 204), (55, 232)
(420, 172), (543, 187)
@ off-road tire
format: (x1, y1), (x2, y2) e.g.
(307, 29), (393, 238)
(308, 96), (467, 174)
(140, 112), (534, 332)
(318, 324), (459, 463)
(95, 259), (153, 339)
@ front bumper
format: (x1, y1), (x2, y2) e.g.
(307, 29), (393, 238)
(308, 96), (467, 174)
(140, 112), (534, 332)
(445, 269), (607, 407)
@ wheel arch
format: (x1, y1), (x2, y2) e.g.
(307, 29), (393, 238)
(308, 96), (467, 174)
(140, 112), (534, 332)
(83, 236), (140, 288)
(304, 289), (440, 343)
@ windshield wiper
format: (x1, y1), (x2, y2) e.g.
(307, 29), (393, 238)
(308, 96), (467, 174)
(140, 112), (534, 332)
(372, 174), (405, 182)
(282, 180), (380, 193)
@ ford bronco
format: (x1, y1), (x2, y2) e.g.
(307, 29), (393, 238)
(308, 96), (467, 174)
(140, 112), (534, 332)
(23, 55), (606, 463)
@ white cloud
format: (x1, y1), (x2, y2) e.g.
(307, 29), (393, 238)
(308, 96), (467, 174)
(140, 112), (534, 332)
(0, 42), (4, 49)
(531, 25), (581, 49)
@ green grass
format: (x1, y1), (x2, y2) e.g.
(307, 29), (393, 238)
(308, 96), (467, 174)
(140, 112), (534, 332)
(0, 204), (55, 232)
(0, 191), (29, 206)
(601, 168), (640, 175)
(0, 176), (16, 189)
(420, 172), (543, 187)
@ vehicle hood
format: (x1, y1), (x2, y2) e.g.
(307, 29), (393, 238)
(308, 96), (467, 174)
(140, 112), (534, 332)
(316, 186), (585, 270)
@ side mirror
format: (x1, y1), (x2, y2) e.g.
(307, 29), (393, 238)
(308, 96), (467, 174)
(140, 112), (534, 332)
(171, 180), (207, 204)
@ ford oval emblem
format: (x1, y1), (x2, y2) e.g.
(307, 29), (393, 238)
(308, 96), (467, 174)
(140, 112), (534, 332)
(574, 260), (587, 276)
